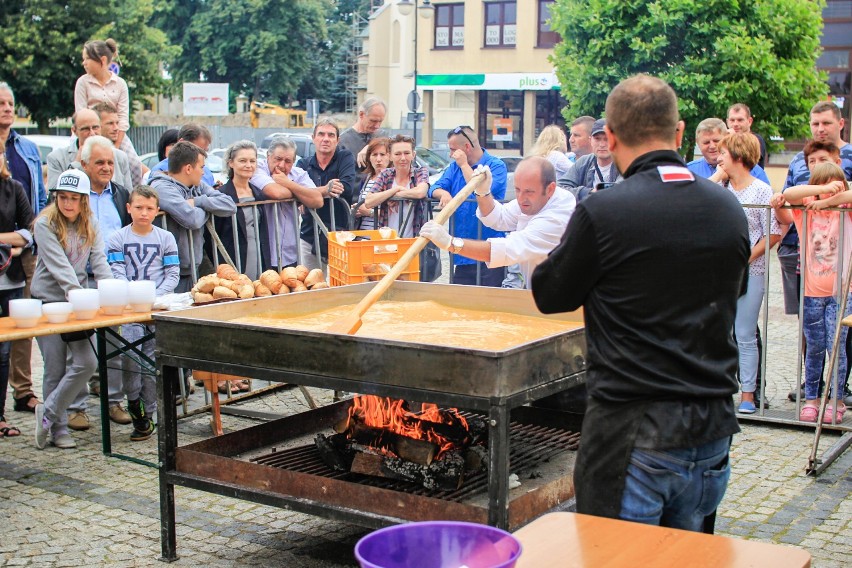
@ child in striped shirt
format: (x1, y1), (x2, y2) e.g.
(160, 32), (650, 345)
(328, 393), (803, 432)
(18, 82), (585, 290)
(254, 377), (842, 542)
(107, 186), (179, 440)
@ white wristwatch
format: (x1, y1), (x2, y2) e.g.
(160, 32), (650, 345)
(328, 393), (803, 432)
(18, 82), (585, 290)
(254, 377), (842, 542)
(450, 237), (464, 254)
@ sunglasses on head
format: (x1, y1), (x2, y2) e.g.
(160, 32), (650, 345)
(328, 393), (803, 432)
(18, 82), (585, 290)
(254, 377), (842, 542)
(452, 126), (475, 148)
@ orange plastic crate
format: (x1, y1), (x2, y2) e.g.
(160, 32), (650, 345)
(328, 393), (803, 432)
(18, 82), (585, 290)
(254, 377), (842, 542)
(327, 229), (420, 286)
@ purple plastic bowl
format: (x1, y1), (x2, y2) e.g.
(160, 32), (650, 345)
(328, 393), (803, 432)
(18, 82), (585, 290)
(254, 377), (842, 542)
(355, 521), (522, 568)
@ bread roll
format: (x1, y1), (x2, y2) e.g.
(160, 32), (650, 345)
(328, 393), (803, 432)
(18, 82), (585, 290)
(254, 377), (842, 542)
(253, 281), (272, 297)
(280, 266), (301, 288)
(260, 270), (283, 294)
(217, 264), (239, 281)
(217, 278), (234, 290)
(193, 292), (214, 303)
(196, 274), (219, 293)
(292, 281), (308, 292)
(275, 283), (291, 294)
(237, 284), (254, 299)
(304, 268), (325, 288)
(212, 286), (238, 299)
(295, 265), (309, 282)
(310, 281), (330, 290)
(235, 274), (253, 287)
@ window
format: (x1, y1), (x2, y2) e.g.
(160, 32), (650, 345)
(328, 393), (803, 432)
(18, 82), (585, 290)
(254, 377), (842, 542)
(484, 1), (516, 48)
(538, 1), (560, 47)
(435, 3), (464, 49)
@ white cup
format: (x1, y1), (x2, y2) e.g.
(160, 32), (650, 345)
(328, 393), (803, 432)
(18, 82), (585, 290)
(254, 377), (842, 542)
(42, 302), (73, 324)
(98, 279), (128, 315)
(68, 288), (100, 320)
(378, 226), (393, 240)
(9, 298), (42, 328)
(127, 280), (156, 312)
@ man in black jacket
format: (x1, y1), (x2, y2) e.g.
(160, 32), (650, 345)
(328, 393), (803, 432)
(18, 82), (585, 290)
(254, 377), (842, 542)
(532, 75), (750, 532)
(297, 118), (356, 270)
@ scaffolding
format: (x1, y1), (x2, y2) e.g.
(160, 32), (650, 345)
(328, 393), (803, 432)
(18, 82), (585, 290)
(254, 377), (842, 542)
(343, 9), (371, 114)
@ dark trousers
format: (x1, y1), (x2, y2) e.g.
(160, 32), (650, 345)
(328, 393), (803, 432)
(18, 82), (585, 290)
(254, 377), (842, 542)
(452, 263), (506, 287)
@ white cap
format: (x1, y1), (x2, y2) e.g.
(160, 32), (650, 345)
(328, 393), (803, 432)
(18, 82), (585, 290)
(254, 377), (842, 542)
(53, 169), (91, 195)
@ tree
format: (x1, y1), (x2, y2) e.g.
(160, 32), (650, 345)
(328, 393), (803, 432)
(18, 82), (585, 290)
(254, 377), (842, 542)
(0, 0), (174, 131)
(156, 0), (329, 108)
(550, 0), (828, 156)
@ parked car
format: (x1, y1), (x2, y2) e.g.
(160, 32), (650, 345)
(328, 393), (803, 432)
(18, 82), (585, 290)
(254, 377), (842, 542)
(415, 146), (449, 178)
(23, 134), (73, 165)
(140, 152), (228, 186)
(259, 132), (315, 161)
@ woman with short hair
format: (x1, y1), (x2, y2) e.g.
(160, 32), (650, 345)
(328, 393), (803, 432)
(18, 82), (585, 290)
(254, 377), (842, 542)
(716, 132), (782, 414)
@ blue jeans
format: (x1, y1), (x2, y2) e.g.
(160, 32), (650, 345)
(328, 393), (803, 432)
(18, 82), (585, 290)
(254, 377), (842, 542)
(620, 437), (732, 531)
(803, 295), (850, 400)
(735, 273), (764, 393)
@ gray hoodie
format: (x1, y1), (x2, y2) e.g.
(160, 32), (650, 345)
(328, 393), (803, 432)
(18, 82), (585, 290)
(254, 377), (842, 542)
(149, 171), (236, 275)
(31, 215), (112, 303)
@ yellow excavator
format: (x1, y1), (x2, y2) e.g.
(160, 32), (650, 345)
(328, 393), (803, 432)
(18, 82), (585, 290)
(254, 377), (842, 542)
(249, 101), (308, 129)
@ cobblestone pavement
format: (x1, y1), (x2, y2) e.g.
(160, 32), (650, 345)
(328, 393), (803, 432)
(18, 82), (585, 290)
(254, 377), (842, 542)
(1, 259), (850, 567)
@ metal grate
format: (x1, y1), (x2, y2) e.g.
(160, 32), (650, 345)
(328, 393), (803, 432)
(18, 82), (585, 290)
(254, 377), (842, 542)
(249, 416), (580, 503)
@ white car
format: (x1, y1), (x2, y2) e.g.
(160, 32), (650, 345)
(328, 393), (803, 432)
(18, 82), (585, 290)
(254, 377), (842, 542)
(140, 151), (228, 186)
(23, 134), (73, 165)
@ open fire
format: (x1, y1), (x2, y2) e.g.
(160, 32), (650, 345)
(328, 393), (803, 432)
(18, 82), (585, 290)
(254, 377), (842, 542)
(315, 395), (488, 490)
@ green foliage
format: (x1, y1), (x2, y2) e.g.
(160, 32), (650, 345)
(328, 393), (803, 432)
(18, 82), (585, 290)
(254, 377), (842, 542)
(0, 0), (174, 131)
(156, 0), (331, 107)
(92, 0), (178, 104)
(550, 0), (828, 157)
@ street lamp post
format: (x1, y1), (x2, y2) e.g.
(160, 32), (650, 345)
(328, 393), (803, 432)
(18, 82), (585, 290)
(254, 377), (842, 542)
(398, 0), (434, 145)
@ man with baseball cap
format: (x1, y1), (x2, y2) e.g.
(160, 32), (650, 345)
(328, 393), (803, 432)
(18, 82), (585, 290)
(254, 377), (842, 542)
(558, 118), (622, 201)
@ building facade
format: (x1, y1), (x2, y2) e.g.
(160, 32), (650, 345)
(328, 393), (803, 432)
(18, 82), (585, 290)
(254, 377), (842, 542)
(362, 0), (851, 155)
(364, 0), (564, 155)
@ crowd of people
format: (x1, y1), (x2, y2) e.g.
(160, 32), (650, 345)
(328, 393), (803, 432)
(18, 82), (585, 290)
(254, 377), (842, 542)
(1, 38), (851, 535)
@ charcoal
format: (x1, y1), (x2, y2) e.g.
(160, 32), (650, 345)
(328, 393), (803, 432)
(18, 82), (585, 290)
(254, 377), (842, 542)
(314, 433), (353, 472)
(383, 450), (466, 490)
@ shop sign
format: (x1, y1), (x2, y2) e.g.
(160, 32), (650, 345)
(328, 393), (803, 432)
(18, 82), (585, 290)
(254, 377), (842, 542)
(417, 73), (560, 91)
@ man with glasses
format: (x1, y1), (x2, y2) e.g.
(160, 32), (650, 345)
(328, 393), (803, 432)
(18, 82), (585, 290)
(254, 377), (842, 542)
(428, 126), (508, 287)
(47, 109), (133, 190)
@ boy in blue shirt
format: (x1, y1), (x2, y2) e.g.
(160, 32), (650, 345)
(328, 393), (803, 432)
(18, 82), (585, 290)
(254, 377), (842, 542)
(107, 186), (180, 440)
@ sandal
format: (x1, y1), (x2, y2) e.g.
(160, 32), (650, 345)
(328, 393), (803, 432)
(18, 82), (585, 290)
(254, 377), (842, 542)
(799, 405), (819, 423)
(218, 381), (240, 394)
(0, 416), (21, 437)
(13, 393), (39, 413)
(823, 405), (846, 424)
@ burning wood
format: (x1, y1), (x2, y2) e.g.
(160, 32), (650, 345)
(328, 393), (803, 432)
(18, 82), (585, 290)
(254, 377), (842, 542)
(318, 395), (485, 489)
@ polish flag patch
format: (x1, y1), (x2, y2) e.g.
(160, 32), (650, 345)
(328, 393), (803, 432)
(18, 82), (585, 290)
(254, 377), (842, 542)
(657, 166), (694, 182)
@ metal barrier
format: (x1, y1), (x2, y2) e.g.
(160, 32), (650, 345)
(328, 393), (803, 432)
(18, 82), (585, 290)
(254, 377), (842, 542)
(737, 203), (852, 475)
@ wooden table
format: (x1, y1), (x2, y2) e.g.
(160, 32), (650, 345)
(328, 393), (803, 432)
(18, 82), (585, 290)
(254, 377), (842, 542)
(1, 309), (157, 466)
(513, 512), (811, 567)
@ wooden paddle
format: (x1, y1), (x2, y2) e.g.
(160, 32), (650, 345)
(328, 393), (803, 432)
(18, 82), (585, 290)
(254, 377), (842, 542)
(327, 170), (489, 335)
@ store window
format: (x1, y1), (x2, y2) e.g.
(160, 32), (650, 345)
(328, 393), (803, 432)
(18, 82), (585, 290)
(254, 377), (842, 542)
(478, 91), (523, 151)
(538, 1), (560, 48)
(534, 91), (567, 139)
(484, 1), (516, 48)
(435, 3), (464, 49)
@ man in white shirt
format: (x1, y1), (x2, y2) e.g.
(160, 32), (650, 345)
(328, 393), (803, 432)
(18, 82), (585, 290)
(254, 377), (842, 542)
(420, 156), (576, 289)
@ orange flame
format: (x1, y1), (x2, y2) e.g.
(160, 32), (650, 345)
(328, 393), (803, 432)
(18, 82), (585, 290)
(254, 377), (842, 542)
(348, 396), (470, 458)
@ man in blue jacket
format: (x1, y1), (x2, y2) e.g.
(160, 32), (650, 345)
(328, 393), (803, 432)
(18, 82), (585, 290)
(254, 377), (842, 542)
(0, 82), (47, 415)
(428, 126), (507, 286)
